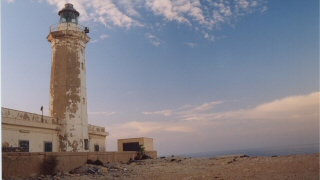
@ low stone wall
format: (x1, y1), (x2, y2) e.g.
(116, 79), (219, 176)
(2, 151), (157, 179)
(2, 152), (45, 178)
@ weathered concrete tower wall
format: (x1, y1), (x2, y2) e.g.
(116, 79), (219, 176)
(47, 23), (90, 152)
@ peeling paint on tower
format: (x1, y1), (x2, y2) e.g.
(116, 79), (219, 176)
(47, 4), (90, 152)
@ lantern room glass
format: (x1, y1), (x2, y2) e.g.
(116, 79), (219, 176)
(60, 11), (78, 24)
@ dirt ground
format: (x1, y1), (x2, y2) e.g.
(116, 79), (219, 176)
(10, 153), (320, 180)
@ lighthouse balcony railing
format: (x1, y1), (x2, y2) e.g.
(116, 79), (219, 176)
(49, 23), (87, 33)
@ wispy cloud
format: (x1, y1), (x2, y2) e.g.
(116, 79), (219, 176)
(213, 1), (232, 17)
(236, 0), (250, 9)
(107, 120), (195, 140)
(88, 111), (116, 115)
(201, 31), (215, 41)
(145, 33), (163, 46)
(184, 42), (197, 48)
(234, 0), (267, 14)
(145, 0), (191, 25)
(46, 0), (267, 36)
(143, 92), (319, 122)
(115, 0), (141, 18)
(100, 34), (109, 39)
(261, 6), (267, 13)
(164, 126), (194, 132)
(143, 110), (173, 116)
(243, 92), (319, 120)
(193, 101), (223, 112)
(90, 39), (98, 43)
(143, 100), (223, 120)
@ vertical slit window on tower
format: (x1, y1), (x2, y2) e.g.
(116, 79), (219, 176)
(94, 144), (99, 152)
(83, 97), (85, 105)
(84, 139), (89, 150)
(82, 62), (84, 70)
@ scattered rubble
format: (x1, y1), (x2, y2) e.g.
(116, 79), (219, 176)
(3, 153), (319, 180)
(93, 159), (104, 166)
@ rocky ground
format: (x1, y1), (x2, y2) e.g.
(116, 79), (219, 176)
(7, 153), (319, 180)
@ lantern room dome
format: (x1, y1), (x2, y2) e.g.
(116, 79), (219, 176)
(58, 3), (79, 24)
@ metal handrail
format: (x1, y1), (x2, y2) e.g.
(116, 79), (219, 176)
(49, 23), (87, 32)
(2, 147), (27, 152)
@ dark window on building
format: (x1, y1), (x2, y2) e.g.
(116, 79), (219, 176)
(44, 142), (52, 152)
(19, 140), (29, 152)
(84, 139), (89, 150)
(123, 142), (139, 151)
(94, 145), (99, 152)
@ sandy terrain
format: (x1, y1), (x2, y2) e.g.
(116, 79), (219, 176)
(14, 153), (319, 180)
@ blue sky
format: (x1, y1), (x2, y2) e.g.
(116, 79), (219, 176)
(2, 0), (319, 156)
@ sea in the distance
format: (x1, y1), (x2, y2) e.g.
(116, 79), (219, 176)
(172, 143), (319, 158)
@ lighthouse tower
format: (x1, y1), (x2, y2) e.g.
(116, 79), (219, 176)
(47, 3), (90, 152)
